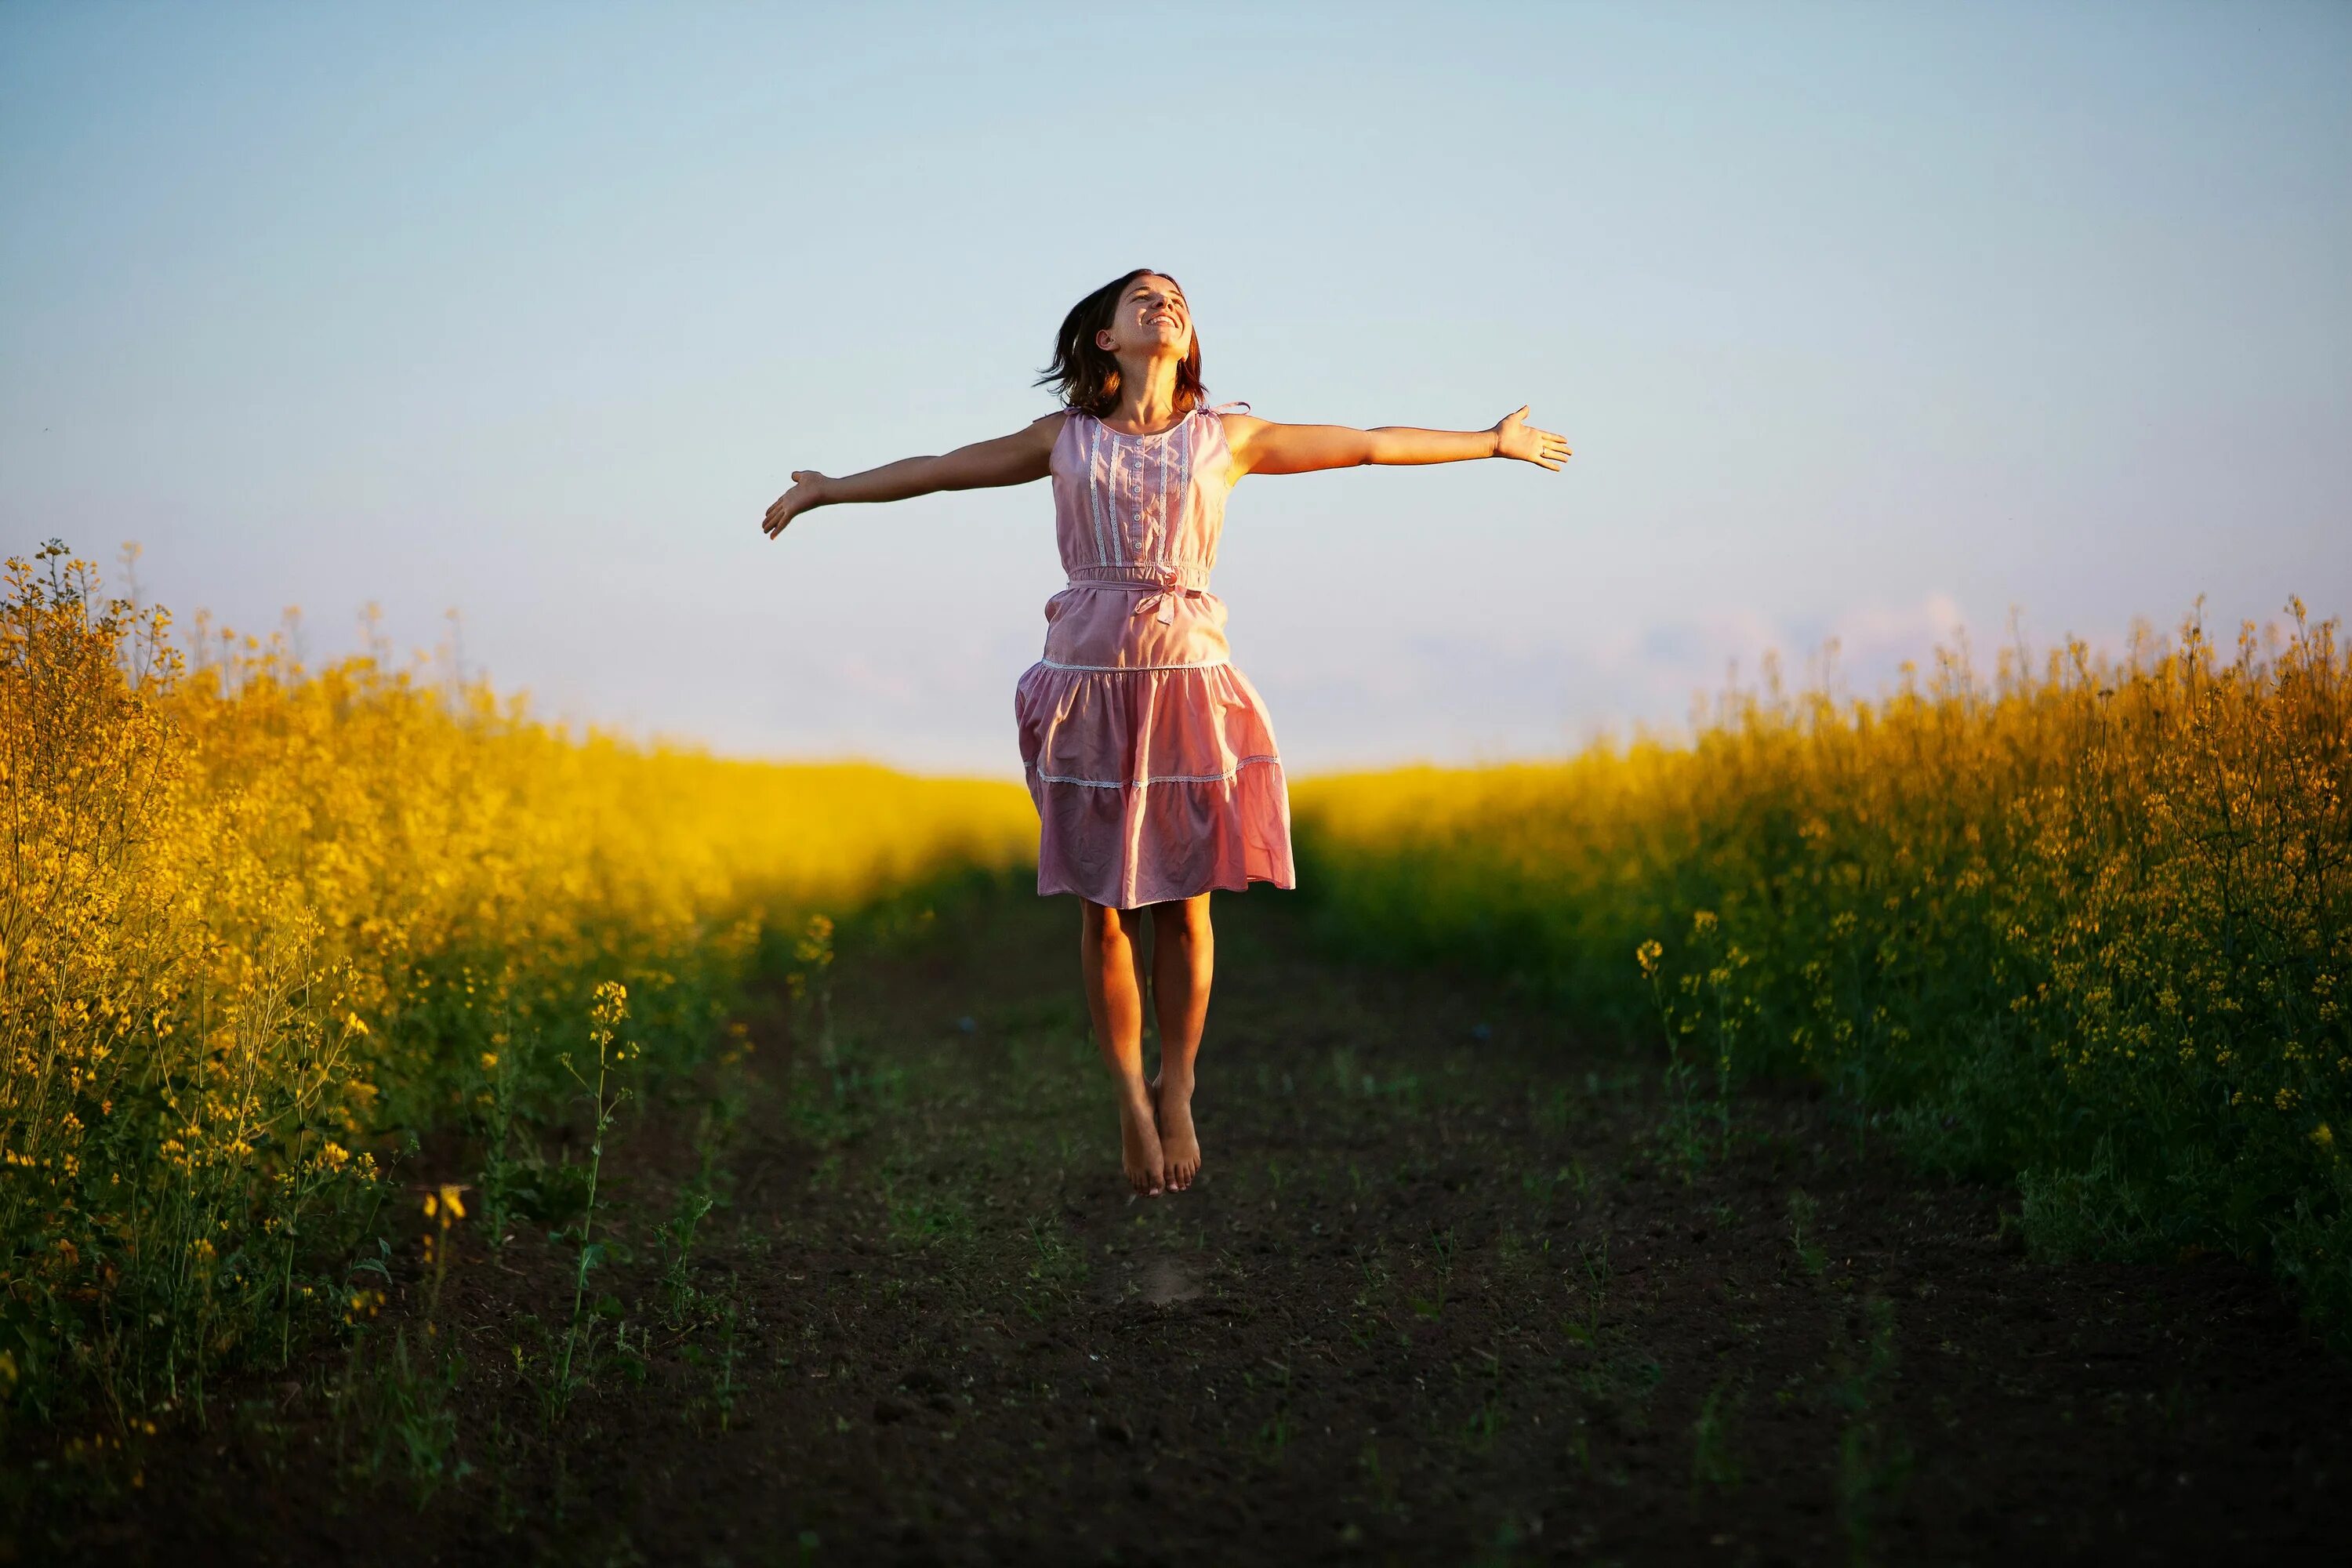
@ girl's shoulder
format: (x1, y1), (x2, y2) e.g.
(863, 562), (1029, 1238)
(1201, 402), (1260, 445)
(1200, 401), (1258, 447)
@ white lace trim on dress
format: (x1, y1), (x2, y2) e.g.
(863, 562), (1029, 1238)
(1036, 656), (1232, 673)
(1029, 753), (1283, 789)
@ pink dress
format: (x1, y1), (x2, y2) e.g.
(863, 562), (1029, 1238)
(1014, 402), (1297, 909)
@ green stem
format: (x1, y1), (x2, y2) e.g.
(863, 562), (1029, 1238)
(279, 1133), (303, 1370)
(556, 1045), (608, 1399)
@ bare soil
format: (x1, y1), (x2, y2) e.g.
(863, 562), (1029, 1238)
(20, 876), (2352, 1565)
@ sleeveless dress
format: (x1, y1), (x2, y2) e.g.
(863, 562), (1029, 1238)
(1014, 403), (1297, 909)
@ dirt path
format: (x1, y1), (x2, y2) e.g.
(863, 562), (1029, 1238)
(30, 877), (2352, 1565)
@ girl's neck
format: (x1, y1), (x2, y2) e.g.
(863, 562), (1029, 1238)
(1109, 353), (1184, 431)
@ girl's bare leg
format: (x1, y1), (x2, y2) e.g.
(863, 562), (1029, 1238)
(1080, 899), (1163, 1194)
(1147, 893), (1214, 1190)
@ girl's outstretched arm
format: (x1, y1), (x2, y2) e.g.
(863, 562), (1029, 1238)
(1223, 405), (1570, 480)
(762, 412), (1065, 539)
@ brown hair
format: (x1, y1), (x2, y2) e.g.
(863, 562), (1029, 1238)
(1035, 268), (1208, 417)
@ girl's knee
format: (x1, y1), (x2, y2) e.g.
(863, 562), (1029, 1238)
(1153, 896), (1214, 944)
(1081, 900), (1141, 944)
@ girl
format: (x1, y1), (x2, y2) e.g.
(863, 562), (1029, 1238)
(760, 268), (1569, 1196)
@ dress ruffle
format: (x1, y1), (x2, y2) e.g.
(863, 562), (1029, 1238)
(1015, 660), (1297, 908)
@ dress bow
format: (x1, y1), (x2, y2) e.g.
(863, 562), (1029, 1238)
(1133, 568), (1200, 626)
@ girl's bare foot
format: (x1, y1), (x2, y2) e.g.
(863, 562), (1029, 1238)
(1117, 1089), (1165, 1195)
(1152, 1074), (1200, 1190)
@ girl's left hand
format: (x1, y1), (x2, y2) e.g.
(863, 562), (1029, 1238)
(1493, 406), (1572, 470)
(762, 471), (828, 539)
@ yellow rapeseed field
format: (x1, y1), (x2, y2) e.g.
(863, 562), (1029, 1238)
(1, 543), (1033, 1419)
(1298, 604), (2351, 1334)
(12, 530), (2348, 1415)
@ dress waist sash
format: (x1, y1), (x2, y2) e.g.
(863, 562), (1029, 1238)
(1065, 563), (1211, 591)
(1065, 563), (1212, 624)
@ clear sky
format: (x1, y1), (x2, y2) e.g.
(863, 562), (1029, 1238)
(4, 1), (2346, 774)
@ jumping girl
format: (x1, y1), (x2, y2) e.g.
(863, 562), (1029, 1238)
(760, 269), (1570, 1196)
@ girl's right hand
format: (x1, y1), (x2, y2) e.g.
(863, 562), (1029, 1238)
(761, 472), (828, 539)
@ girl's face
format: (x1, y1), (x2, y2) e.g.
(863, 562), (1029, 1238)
(1095, 274), (1192, 360)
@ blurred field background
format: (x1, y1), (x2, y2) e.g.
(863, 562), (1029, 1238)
(2, 543), (1033, 1425)
(6, 537), (2346, 1439)
(1298, 602), (2350, 1336)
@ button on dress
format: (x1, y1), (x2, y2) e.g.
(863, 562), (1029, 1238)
(1014, 403), (1297, 908)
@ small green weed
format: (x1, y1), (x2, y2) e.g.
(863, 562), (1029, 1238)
(1691, 1375), (1745, 1495)
(1788, 1190), (1828, 1278)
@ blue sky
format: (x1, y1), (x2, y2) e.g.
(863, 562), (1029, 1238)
(4, 2), (2345, 773)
